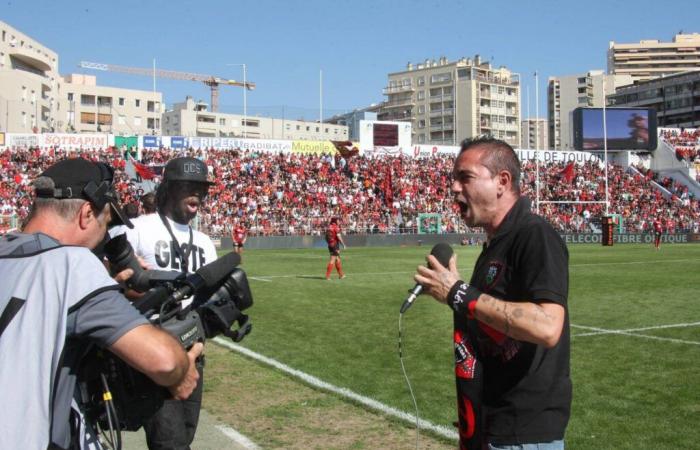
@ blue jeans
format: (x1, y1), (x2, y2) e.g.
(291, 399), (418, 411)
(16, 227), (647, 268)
(489, 440), (564, 450)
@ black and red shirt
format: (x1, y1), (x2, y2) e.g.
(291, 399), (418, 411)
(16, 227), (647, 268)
(456, 197), (571, 445)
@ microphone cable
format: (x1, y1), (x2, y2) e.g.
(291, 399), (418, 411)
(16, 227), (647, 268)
(398, 312), (420, 450)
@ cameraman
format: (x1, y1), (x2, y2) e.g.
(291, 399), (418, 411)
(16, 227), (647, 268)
(0, 158), (202, 450)
(118, 156), (217, 450)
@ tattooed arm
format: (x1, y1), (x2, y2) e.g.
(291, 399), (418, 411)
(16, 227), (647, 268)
(415, 254), (565, 348)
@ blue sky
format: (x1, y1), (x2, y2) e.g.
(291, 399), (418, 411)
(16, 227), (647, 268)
(3, 0), (698, 120)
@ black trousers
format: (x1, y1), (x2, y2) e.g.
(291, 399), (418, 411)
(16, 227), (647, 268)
(143, 364), (204, 450)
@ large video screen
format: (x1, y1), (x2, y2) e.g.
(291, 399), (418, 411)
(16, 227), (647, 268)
(373, 123), (399, 146)
(573, 108), (657, 151)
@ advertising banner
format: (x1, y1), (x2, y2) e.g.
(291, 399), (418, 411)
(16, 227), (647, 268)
(142, 136), (160, 148)
(42, 133), (110, 149)
(560, 233), (695, 244)
(170, 136), (185, 148)
(291, 140), (338, 155)
(516, 149), (602, 164)
(4, 133), (40, 148)
(188, 137), (291, 153)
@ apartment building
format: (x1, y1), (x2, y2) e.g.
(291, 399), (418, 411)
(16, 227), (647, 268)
(163, 97), (348, 140)
(547, 70), (633, 149)
(520, 118), (548, 150)
(608, 33), (700, 83)
(380, 55), (521, 147)
(0, 20), (60, 133)
(60, 74), (163, 135)
(608, 71), (700, 128)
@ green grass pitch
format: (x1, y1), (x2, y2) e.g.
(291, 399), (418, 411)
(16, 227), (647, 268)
(220, 243), (700, 449)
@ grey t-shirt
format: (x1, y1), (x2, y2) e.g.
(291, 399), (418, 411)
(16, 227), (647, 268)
(0, 232), (149, 450)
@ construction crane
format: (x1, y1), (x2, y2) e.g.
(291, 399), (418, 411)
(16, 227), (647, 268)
(78, 61), (255, 112)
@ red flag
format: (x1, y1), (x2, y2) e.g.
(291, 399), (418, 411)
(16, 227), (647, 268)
(134, 161), (157, 180)
(126, 153), (157, 180)
(560, 162), (575, 184)
(331, 140), (359, 159)
(384, 167), (393, 206)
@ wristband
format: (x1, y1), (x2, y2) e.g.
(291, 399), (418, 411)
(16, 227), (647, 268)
(447, 281), (482, 318)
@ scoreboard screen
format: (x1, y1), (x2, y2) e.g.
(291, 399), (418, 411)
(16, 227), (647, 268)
(373, 123), (399, 146)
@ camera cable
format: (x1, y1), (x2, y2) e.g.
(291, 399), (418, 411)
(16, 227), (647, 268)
(398, 312), (420, 450)
(99, 373), (122, 450)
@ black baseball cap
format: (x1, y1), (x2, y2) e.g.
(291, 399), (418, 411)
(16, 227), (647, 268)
(36, 158), (134, 228)
(162, 157), (213, 185)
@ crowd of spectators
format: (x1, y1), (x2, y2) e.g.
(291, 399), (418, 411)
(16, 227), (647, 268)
(1, 145), (698, 237)
(661, 129), (700, 164)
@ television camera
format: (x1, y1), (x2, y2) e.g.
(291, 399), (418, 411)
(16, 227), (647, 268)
(78, 234), (253, 449)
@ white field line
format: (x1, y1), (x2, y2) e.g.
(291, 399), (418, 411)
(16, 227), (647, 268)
(248, 276), (272, 282)
(572, 321), (700, 336)
(571, 323), (700, 345)
(214, 424), (261, 449)
(212, 337), (459, 441)
(248, 258), (699, 281)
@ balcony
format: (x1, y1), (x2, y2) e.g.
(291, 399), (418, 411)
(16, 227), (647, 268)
(383, 98), (415, 108)
(429, 109), (443, 117)
(383, 84), (415, 95)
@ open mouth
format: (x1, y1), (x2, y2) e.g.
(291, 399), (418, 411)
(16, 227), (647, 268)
(456, 200), (469, 215)
(185, 198), (200, 214)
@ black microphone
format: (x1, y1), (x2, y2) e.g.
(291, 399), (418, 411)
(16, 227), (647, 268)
(400, 243), (454, 314)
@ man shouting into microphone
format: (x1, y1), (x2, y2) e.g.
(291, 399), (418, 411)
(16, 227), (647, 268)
(414, 137), (571, 450)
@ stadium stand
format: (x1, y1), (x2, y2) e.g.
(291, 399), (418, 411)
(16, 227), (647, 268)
(1, 144), (698, 237)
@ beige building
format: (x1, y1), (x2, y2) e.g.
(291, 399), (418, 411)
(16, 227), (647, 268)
(163, 97), (348, 140)
(380, 55), (520, 147)
(608, 33), (700, 83)
(520, 118), (548, 150)
(0, 20), (60, 133)
(547, 70), (633, 149)
(60, 74), (163, 135)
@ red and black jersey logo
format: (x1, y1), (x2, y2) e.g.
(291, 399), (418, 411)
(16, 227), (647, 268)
(454, 330), (477, 379)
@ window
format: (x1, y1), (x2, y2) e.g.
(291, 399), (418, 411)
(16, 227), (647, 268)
(418, 105), (425, 114)
(325, 128), (328, 133)
(98, 113), (112, 125)
(306, 126), (310, 131)
(80, 112), (95, 124)
(22, 86), (27, 101)
(417, 76), (425, 86)
(67, 93), (73, 101)
(315, 127), (319, 132)
(22, 112), (26, 126)
(296, 125), (300, 130)
(147, 101), (155, 112)
(418, 120), (426, 129)
(431, 72), (451, 84)
(118, 98), (125, 106)
(219, 118), (226, 126)
(81, 95), (95, 106)
(417, 91), (425, 100)
(135, 99), (141, 107)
